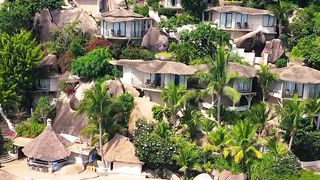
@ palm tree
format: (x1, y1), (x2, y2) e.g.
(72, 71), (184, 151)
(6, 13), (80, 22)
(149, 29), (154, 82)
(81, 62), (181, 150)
(161, 81), (196, 125)
(200, 117), (215, 135)
(154, 120), (172, 138)
(229, 120), (262, 168)
(261, 137), (287, 156)
(245, 102), (275, 137)
(268, 0), (296, 36)
(78, 82), (116, 167)
(305, 96), (320, 129)
(278, 94), (306, 151)
(196, 45), (240, 123)
(257, 64), (278, 102)
(207, 125), (231, 156)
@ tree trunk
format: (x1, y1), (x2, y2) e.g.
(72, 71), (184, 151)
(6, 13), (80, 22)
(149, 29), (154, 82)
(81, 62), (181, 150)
(288, 131), (295, 151)
(99, 119), (106, 167)
(217, 94), (221, 123)
(262, 87), (266, 102)
(278, 21), (283, 36)
(0, 104), (15, 132)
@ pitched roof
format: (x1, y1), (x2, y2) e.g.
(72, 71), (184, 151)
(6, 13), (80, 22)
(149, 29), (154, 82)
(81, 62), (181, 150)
(101, 134), (143, 164)
(22, 121), (71, 162)
(271, 64), (320, 84)
(100, 8), (149, 22)
(191, 62), (256, 78)
(206, 5), (273, 15)
(110, 59), (197, 75)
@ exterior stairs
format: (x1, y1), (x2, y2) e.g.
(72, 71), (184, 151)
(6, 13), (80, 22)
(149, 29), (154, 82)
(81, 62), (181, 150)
(0, 153), (16, 164)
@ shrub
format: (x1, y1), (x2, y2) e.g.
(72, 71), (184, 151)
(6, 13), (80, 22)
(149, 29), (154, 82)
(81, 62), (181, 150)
(275, 57), (288, 68)
(69, 36), (87, 57)
(109, 42), (125, 59)
(120, 47), (155, 60)
(147, 0), (159, 11)
(133, 5), (149, 17)
(158, 8), (177, 18)
(71, 48), (114, 80)
(85, 37), (111, 52)
(15, 119), (45, 138)
(292, 131), (320, 161)
(58, 51), (75, 73)
(212, 155), (242, 173)
(229, 53), (251, 66)
(249, 153), (300, 180)
(159, 13), (198, 30)
(139, 49), (155, 60)
(32, 96), (55, 122)
(117, 93), (134, 124)
(3, 139), (13, 152)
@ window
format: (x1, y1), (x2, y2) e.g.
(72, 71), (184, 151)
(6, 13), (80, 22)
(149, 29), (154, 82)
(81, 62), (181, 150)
(112, 22), (126, 37)
(36, 79), (50, 90)
(235, 13), (248, 29)
(233, 79), (251, 92)
(131, 21), (140, 37)
(225, 13), (232, 28)
(263, 15), (275, 27)
(309, 84), (320, 97)
(283, 81), (304, 98)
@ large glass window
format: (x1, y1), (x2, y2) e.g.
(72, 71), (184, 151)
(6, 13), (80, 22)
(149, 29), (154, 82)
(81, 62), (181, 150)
(235, 13), (248, 29)
(112, 22), (126, 37)
(225, 13), (233, 28)
(309, 84), (320, 97)
(263, 15), (275, 27)
(131, 21), (140, 37)
(283, 81), (304, 98)
(233, 79), (251, 92)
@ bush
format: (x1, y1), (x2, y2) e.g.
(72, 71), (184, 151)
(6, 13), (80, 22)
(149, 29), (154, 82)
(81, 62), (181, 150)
(212, 155), (242, 173)
(147, 0), (159, 11)
(159, 13), (198, 30)
(133, 5), (149, 17)
(229, 53), (251, 66)
(139, 49), (155, 60)
(120, 47), (155, 60)
(275, 57), (288, 68)
(110, 42), (125, 59)
(3, 139), (13, 152)
(85, 37), (111, 52)
(58, 51), (75, 73)
(292, 131), (320, 161)
(71, 48), (114, 79)
(117, 93), (134, 124)
(15, 119), (45, 138)
(32, 96), (55, 122)
(69, 36), (87, 57)
(158, 8), (177, 18)
(249, 153), (300, 180)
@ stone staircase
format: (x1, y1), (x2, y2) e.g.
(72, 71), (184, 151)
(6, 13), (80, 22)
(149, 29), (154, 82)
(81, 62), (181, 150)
(0, 120), (10, 139)
(0, 153), (15, 164)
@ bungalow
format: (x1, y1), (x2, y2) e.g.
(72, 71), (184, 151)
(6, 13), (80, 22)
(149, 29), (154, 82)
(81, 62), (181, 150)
(269, 63), (320, 101)
(101, 133), (144, 176)
(71, 0), (109, 17)
(205, 5), (276, 39)
(100, 8), (152, 40)
(191, 62), (257, 111)
(160, 0), (215, 10)
(110, 59), (197, 104)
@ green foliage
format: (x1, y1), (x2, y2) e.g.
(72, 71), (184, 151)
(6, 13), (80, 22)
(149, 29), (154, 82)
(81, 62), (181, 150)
(116, 92), (134, 124)
(275, 57), (288, 68)
(3, 139), (14, 152)
(292, 131), (320, 161)
(0, 30), (42, 111)
(257, 64), (278, 101)
(32, 96), (55, 122)
(211, 155), (242, 173)
(299, 169), (320, 180)
(120, 46), (155, 60)
(152, 105), (169, 121)
(249, 153), (300, 180)
(228, 53), (250, 66)
(169, 41), (195, 64)
(159, 13), (197, 30)
(69, 36), (87, 57)
(181, 0), (207, 19)
(133, 120), (176, 177)
(133, 5), (149, 17)
(15, 119), (45, 138)
(71, 48), (115, 80)
(109, 41), (125, 59)
(158, 8), (177, 18)
(147, 0), (159, 11)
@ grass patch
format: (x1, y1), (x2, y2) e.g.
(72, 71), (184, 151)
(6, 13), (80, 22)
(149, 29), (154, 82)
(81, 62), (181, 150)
(299, 169), (320, 180)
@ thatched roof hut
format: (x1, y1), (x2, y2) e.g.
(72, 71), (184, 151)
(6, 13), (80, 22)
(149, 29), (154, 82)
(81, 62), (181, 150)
(100, 8), (149, 22)
(206, 5), (272, 15)
(110, 59), (197, 75)
(101, 134), (143, 164)
(191, 62), (256, 78)
(22, 119), (71, 162)
(271, 64), (320, 84)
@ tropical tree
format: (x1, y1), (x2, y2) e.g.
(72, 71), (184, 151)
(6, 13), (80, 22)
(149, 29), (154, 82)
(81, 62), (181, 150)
(245, 102), (275, 137)
(78, 82), (118, 167)
(279, 94), (306, 151)
(196, 45), (240, 123)
(229, 120), (262, 169)
(161, 82), (196, 125)
(257, 64), (278, 102)
(207, 125), (231, 155)
(268, 0), (296, 35)
(305, 96), (320, 129)
(153, 120), (172, 138)
(261, 137), (288, 156)
(200, 118), (215, 135)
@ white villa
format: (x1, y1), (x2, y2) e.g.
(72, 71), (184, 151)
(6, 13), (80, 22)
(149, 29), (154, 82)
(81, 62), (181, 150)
(71, 0), (109, 17)
(100, 8), (152, 39)
(192, 63), (257, 111)
(269, 63), (320, 101)
(110, 59), (197, 104)
(205, 5), (276, 39)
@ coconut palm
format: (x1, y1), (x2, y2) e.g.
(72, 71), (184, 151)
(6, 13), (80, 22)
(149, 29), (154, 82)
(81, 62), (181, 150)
(305, 96), (320, 129)
(153, 120), (172, 138)
(196, 45), (240, 123)
(268, 0), (296, 35)
(78, 82), (117, 167)
(200, 117), (215, 135)
(257, 64), (278, 102)
(161, 81), (196, 125)
(278, 94), (306, 151)
(229, 120), (262, 168)
(207, 125), (231, 156)
(245, 102), (275, 137)
(261, 137), (287, 156)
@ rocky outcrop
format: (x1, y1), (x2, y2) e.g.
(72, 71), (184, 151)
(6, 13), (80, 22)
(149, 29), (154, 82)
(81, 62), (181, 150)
(211, 169), (246, 180)
(262, 39), (285, 63)
(34, 8), (99, 42)
(194, 173), (213, 180)
(142, 27), (169, 52)
(105, 80), (140, 98)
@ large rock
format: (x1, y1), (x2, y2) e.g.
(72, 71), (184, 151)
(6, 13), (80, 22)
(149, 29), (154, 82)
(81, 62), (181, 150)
(234, 27), (268, 57)
(212, 169), (246, 180)
(142, 27), (169, 52)
(105, 80), (140, 97)
(34, 8), (99, 42)
(194, 173), (213, 180)
(262, 39), (285, 63)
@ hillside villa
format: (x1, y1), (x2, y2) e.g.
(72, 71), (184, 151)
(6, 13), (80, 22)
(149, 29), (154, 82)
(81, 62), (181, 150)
(110, 59), (197, 104)
(205, 5), (276, 39)
(100, 8), (152, 40)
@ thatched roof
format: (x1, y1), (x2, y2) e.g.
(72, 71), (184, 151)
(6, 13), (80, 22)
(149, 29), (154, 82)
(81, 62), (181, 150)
(207, 5), (273, 15)
(110, 59), (197, 75)
(101, 133), (143, 164)
(191, 62), (256, 78)
(22, 120), (71, 162)
(271, 64), (320, 84)
(100, 8), (150, 22)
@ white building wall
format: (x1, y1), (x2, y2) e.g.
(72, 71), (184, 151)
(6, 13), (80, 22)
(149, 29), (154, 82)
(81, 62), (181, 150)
(112, 162), (142, 175)
(49, 78), (58, 92)
(73, 0), (99, 15)
(122, 67), (133, 84)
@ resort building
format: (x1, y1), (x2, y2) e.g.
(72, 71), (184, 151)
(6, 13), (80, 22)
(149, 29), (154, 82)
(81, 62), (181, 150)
(269, 63), (320, 101)
(22, 119), (71, 172)
(71, 0), (109, 17)
(192, 63), (257, 111)
(101, 133), (144, 175)
(100, 8), (152, 40)
(110, 59), (197, 104)
(205, 5), (276, 39)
